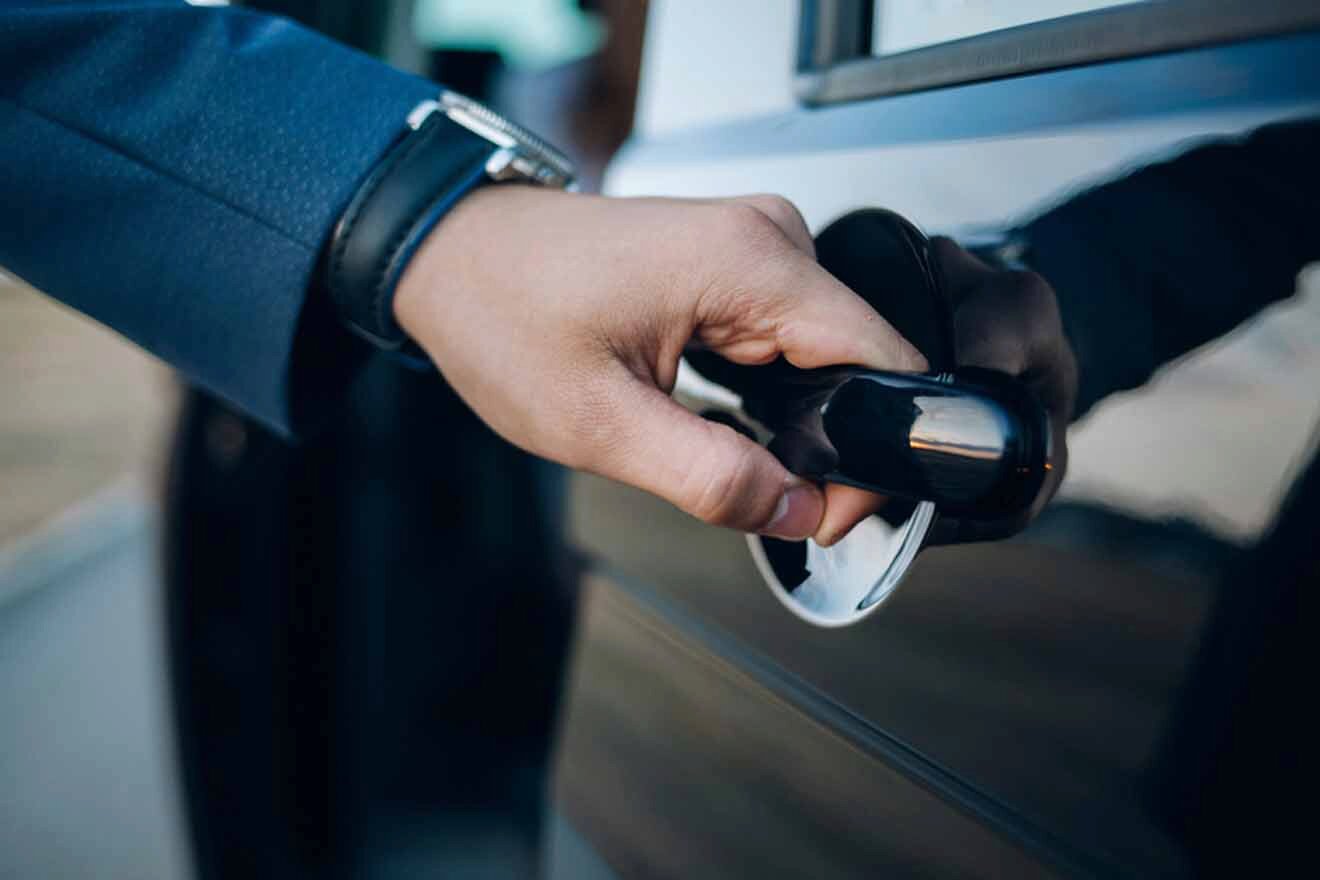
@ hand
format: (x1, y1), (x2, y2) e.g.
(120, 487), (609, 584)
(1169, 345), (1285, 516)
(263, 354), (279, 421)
(394, 186), (926, 540)
(814, 237), (1077, 546)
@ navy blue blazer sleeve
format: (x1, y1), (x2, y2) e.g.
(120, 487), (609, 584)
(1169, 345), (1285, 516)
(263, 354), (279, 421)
(0, 1), (437, 437)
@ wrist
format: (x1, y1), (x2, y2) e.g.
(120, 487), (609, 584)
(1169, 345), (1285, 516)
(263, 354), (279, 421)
(393, 184), (543, 347)
(324, 91), (576, 352)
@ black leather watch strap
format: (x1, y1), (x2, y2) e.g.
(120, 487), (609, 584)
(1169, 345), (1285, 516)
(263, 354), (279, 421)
(325, 109), (496, 349)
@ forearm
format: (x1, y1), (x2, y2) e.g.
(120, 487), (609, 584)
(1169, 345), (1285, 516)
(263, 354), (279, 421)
(0, 1), (435, 436)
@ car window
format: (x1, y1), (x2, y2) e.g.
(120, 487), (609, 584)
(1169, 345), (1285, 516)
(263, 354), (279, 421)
(799, 0), (1320, 104)
(872, 0), (1145, 56)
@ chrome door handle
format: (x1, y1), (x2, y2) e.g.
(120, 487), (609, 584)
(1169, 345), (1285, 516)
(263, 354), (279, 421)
(763, 365), (1051, 521)
(681, 207), (1056, 625)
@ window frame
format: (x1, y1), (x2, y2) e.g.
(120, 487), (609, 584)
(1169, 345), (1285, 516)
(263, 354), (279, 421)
(796, 0), (1320, 106)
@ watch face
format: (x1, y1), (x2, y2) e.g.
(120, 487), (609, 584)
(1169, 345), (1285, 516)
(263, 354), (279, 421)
(438, 90), (576, 189)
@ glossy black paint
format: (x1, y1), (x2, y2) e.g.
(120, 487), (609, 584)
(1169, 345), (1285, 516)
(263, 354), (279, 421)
(564, 20), (1319, 880)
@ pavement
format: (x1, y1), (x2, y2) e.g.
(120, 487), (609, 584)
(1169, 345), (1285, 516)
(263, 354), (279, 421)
(0, 486), (192, 879)
(0, 484), (616, 879)
(0, 275), (614, 878)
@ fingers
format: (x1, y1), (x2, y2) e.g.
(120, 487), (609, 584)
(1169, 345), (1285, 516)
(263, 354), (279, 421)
(698, 235), (929, 375)
(592, 379), (825, 538)
(775, 256), (930, 373)
(814, 484), (888, 547)
(928, 236), (1077, 541)
(764, 407), (888, 546)
(684, 204), (929, 544)
(964, 292), (1074, 421)
(723, 194), (816, 256)
(932, 237), (1076, 416)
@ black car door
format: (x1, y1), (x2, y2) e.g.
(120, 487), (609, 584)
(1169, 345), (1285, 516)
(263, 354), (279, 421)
(551, 2), (1320, 876)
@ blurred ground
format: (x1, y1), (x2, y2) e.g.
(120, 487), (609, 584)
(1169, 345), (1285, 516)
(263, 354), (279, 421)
(0, 490), (191, 880)
(0, 277), (612, 878)
(0, 487), (614, 879)
(0, 273), (185, 877)
(0, 272), (174, 546)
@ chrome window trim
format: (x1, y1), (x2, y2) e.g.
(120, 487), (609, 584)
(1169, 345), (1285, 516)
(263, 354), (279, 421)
(797, 0), (1320, 105)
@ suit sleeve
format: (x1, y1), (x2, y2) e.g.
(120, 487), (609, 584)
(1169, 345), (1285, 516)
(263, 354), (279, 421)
(1018, 118), (1320, 417)
(0, 1), (438, 437)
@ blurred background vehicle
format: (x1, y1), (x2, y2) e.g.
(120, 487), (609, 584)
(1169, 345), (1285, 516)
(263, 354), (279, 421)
(1, 1), (1317, 878)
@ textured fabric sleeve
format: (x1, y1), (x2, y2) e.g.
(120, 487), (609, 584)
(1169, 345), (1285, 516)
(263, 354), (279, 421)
(1019, 118), (1320, 417)
(0, 1), (438, 437)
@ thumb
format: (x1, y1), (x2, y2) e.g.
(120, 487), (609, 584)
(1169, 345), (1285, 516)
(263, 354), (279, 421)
(599, 382), (824, 538)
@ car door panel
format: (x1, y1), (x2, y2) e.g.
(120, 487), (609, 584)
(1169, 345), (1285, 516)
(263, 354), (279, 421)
(564, 470), (1199, 875)
(553, 6), (1319, 876)
(554, 571), (1063, 878)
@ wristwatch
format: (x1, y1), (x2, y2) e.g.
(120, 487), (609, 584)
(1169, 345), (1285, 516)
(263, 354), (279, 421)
(325, 90), (576, 350)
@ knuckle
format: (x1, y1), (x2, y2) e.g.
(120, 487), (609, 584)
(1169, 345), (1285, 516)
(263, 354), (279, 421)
(714, 201), (784, 251)
(751, 194), (804, 228)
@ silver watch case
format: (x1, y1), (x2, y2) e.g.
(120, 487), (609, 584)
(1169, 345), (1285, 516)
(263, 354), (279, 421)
(407, 91), (577, 190)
